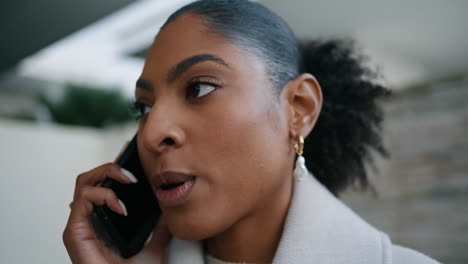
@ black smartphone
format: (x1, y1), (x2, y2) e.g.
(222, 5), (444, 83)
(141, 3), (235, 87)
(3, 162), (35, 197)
(91, 134), (161, 258)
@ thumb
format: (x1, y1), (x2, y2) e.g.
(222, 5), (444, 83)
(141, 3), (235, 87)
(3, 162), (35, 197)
(150, 217), (172, 255)
(138, 217), (172, 262)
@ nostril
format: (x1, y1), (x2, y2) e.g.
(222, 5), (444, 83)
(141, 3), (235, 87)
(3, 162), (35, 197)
(162, 138), (175, 146)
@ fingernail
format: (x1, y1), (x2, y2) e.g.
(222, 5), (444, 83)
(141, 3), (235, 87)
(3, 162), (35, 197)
(118, 199), (128, 216)
(120, 168), (138, 183)
(144, 232), (153, 246)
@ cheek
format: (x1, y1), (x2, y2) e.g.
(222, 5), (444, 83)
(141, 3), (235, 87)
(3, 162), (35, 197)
(202, 91), (284, 185)
(167, 92), (289, 240)
(205, 86), (285, 162)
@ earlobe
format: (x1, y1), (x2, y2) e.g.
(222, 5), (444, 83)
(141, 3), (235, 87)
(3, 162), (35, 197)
(284, 73), (323, 139)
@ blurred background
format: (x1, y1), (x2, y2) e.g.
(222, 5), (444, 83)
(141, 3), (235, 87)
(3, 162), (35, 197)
(1, 0), (467, 263)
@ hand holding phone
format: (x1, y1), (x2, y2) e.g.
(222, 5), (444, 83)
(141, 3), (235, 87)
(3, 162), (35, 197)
(92, 134), (161, 258)
(63, 134), (165, 263)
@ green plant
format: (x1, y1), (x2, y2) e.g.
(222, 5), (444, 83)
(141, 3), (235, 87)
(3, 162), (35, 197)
(40, 83), (134, 128)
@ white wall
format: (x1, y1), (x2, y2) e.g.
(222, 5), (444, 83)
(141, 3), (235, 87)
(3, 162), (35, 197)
(0, 119), (135, 263)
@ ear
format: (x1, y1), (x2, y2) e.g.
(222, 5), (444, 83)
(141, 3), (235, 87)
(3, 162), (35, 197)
(281, 73), (322, 140)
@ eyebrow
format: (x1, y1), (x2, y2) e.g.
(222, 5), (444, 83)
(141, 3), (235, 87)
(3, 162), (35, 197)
(135, 53), (229, 92)
(167, 53), (229, 83)
(136, 79), (152, 92)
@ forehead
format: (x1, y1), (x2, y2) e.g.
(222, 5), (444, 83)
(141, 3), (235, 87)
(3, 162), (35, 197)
(141, 13), (264, 80)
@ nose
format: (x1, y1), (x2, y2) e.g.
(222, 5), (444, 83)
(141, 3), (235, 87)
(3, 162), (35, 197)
(140, 103), (185, 154)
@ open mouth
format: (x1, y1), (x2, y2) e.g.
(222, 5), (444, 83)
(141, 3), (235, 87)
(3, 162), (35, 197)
(160, 182), (185, 190)
(155, 173), (196, 207)
(158, 175), (196, 190)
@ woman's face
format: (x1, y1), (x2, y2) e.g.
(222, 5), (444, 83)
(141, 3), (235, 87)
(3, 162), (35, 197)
(136, 14), (294, 240)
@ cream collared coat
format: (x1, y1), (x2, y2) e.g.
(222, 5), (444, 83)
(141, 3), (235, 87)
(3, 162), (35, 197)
(164, 174), (440, 264)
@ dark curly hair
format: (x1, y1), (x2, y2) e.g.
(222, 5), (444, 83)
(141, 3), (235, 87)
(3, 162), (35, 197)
(300, 40), (390, 195)
(164, 0), (390, 195)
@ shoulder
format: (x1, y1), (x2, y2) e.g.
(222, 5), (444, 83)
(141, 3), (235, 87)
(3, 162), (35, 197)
(278, 175), (442, 264)
(391, 244), (440, 264)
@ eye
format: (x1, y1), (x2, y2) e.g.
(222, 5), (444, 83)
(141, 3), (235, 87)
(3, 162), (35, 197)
(130, 100), (152, 119)
(186, 82), (217, 99)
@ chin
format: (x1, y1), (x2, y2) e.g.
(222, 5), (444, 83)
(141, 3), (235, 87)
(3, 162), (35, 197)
(164, 209), (230, 241)
(167, 220), (216, 241)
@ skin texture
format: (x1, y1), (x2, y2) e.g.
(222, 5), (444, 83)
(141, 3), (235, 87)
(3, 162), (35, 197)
(63, 163), (171, 264)
(137, 13), (322, 262)
(63, 13), (322, 264)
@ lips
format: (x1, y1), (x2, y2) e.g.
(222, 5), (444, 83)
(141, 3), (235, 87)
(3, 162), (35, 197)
(154, 171), (196, 207)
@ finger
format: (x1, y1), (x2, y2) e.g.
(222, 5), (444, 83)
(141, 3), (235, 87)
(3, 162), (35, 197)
(144, 217), (172, 256)
(73, 163), (137, 201)
(134, 217), (172, 262)
(74, 163), (137, 194)
(70, 186), (127, 221)
(154, 217), (170, 240)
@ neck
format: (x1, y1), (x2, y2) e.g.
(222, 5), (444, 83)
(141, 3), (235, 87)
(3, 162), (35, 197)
(204, 177), (293, 263)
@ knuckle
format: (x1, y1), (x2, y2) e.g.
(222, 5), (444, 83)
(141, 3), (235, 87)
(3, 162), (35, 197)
(103, 189), (117, 201)
(75, 173), (85, 186)
(107, 163), (120, 175)
(103, 164), (114, 177)
(62, 227), (71, 245)
(104, 162), (116, 169)
(62, 229), (68, 243)
(76, 187), (89, 200)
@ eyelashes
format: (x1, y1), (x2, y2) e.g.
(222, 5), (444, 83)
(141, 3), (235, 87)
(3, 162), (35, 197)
(130, 78), (221, 120)
(129, 100), (151, 120)
(186, 81), (218, 99)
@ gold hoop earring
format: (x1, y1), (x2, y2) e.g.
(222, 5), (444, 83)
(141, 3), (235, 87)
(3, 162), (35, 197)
(293, 135), (308, 181)
(294, 135), (304, 156)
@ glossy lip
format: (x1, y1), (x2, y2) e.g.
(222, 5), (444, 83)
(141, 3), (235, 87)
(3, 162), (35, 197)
(154, 171), (197, 207)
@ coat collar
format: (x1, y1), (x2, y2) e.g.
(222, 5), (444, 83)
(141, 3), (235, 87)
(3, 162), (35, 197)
(166, 174), (392, 264)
